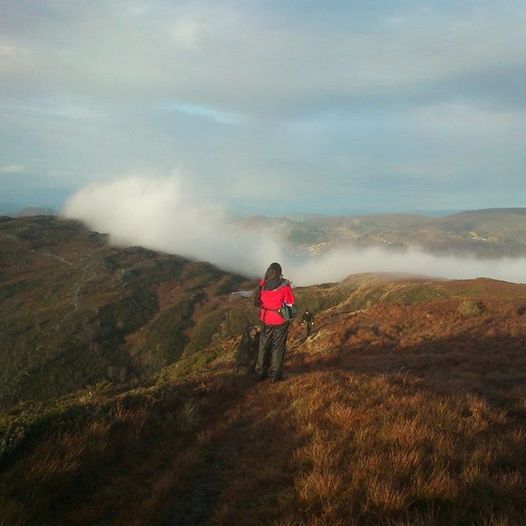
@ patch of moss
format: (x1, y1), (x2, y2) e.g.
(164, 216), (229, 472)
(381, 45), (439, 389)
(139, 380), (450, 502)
(458, 300), (485, 317)
(185, 309), (226, 354)
(221, 308), (257, 339)
(134, 300), (194, 371)
(295, 286), (349, 314)
(387, 284), (447, 304)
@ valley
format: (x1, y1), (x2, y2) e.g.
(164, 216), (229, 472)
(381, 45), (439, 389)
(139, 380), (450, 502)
(242, 208), (526, 258)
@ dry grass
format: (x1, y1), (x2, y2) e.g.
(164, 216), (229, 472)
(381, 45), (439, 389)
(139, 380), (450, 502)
(199, 365), (526, 526)
(288, 372), (524, 525)
(2, 280), (526, 525)
(0, 381), (230, 526)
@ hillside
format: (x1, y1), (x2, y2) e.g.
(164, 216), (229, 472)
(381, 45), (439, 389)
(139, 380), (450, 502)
(2, 217), (526, 525)
(242, 208), (526, 257)
(0, 215), (251, 407)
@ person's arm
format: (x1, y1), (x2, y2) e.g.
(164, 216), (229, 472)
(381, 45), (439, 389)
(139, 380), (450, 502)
(283, 285), (295, 306)
(254, 280), (264, 307)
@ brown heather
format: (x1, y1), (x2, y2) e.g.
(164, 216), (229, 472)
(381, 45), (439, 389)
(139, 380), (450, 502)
(2, 217), (526, 525)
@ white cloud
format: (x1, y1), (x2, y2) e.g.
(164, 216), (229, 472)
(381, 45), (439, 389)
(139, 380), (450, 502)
(0, 43), (20, 58)
(171, 19), (205, 49)
(0, 39), (29, 78)
(159, 101), (243, 124)
(412, 102), (526, 143)
(0, 164), (24, 174)
(62, 175), (526, 285)
(2, 2), (526, 112)
(2, 2), (526, 212)
(62, 174), (285, 276)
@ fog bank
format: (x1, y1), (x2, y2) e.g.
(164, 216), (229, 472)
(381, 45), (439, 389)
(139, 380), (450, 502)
(62, 176), (526, 285)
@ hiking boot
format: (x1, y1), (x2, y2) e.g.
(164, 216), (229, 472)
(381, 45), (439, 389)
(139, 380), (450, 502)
(271, 376), (285, 383)
(257, 373), (268, 382)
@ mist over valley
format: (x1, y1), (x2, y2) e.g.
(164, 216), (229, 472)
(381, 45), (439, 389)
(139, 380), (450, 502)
(62, 176), (526, 285)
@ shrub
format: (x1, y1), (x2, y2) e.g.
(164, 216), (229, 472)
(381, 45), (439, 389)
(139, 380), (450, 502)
(185, 310), (226, 354)
(458, 300), (485, 317)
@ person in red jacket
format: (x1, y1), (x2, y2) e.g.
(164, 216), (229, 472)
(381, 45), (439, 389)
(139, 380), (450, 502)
(255, 262), (295, 382)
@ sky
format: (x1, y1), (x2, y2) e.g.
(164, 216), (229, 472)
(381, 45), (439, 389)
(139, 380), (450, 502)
(1, 0), (525, 215)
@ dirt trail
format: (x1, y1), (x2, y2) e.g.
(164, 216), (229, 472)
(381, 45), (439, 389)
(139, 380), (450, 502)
(163, 383), (238, 525)
(164, 357), (309, 526)
(165, 410), (253, 526)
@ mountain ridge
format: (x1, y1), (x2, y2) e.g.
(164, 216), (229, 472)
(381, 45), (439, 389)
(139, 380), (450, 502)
(242, 207), (526, 258)
(2, 216), (526, 525)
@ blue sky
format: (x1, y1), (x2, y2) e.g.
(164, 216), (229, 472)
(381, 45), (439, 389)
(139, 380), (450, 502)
(1, 0), (525, 214)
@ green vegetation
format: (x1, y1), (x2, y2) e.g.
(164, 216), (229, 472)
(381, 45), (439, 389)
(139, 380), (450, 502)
(133, 300), (193, 371)
(185, 310), (226, 355)
(294, 282), (349, 313)
(2, 216), (526, 525)
(0, 217), (244, 407)
(458, 300), (485, 317)
(381, 282), (447, 304)
(293, 276), (449, 316)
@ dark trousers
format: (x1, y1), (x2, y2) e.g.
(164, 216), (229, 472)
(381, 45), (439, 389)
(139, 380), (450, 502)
(257, 322), (289, 380)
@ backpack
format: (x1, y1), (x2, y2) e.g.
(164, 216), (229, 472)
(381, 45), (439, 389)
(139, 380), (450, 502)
(279, 304), (298, 321)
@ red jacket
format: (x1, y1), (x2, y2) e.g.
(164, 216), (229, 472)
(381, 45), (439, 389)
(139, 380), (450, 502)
(258, 279), (295, 325)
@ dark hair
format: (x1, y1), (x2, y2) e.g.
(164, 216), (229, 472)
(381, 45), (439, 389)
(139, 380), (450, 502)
(264, 262), (282, 281)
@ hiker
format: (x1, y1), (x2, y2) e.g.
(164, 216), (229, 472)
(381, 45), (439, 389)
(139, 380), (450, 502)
(254, 262), (295, 382)
(234, 325), (260, 373)
(301, 310), (314, 339)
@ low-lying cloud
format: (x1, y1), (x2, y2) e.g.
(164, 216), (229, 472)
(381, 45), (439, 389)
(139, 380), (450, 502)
(62, 175), (526, 286)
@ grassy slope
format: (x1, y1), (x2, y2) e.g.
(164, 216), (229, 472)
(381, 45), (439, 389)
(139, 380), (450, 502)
(0, 216), (252, 407)
(2, 218), (526, 525)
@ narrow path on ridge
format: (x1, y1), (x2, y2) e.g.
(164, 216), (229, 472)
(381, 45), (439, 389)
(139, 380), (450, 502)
(164, 345), (312, 526)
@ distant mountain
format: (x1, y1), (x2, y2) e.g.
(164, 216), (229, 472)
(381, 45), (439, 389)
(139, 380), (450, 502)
(242, 208), (526, 258)
(0, 202), (24, 215)
(0, 203), (60, 216)
(11, 207), (58, 217)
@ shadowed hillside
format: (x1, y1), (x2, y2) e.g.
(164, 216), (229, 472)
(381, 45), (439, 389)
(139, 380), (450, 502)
(2, 217), (526, 526)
